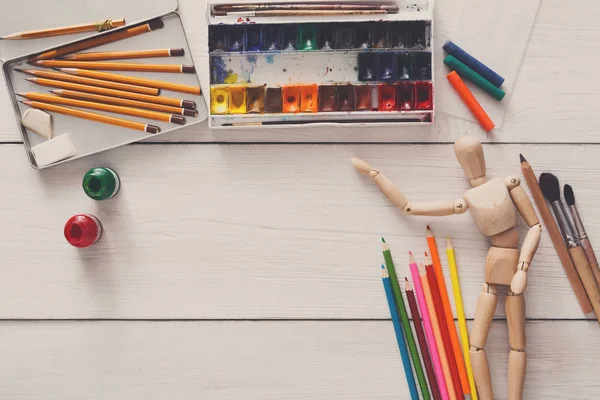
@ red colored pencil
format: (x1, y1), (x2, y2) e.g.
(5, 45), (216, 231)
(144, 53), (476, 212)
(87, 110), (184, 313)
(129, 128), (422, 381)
(425, 254), (463, 400)
(405, 278), (442, 400)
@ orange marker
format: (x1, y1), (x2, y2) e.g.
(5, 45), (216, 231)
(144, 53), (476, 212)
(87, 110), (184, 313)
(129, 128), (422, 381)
(447, 71), (494, 132)
(282, 85), (300, 113)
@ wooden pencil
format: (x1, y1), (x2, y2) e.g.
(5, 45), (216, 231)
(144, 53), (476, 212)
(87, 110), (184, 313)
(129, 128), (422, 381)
(17, 93), (185, 125)
(425, 254), (463, 400)
(32, 60), (195, 74)
(382, 238), (430, 400)
(51, 90), (197, 117)
(520, 154), (593, 313)
(19, 100), (160, 133)
(0, 18), (125, 40)
(382, 266), (419, 400)
(29, 18), (164, 61)
(214, 3), (399, 11)
(419, 262), (457, 400)
(426, 226), (470, 395)
(446, 238), (478, 400)
(405, 278), (442, 400)
(14, 68), (159, 96)
(59, 68), (201, 95)
(25, 77), (196, 109)
(61, 48), (185, 61)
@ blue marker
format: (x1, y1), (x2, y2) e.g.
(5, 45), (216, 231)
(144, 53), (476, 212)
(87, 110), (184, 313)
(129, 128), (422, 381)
(443, 40), (505, 87)
(382, 265), (419, 400)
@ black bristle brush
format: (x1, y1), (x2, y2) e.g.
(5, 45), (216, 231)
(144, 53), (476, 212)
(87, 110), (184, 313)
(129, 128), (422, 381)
(539, 172), (600, 321)
(564, 184), (600, 288)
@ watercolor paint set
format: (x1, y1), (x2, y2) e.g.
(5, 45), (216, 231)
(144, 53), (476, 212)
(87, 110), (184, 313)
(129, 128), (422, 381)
(207, 0), (434, 128)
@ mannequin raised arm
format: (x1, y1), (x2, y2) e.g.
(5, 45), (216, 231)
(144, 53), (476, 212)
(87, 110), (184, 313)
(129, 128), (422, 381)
(351, 157), (468, 217)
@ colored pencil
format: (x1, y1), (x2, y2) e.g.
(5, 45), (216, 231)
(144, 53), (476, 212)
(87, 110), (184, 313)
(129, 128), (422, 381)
(17, 93), (185, 125)
(59, 68), (201, 95)
(0, 18), (125, 40)
(410, 253), (449, 400)
(32, 60), (195, 74)
(25, 77), (196, 109)
(419, 262), (457, 400)
(446, 238), (478, 400)
(425, 254), (462, 400)
(51, 89), (197, 117)
(214, 3), (399, 11)
(19, 100), (160, 133)
(30, 18), (164, 61)
(382, 238), (430, 400)
(61, 48), (185, 61)
(427, 226), (470, 395)
(382, 266), (419, 400)
(405, 277), (442, 400)
(520, 154), (592, 314)
(14, 68), (159, 96)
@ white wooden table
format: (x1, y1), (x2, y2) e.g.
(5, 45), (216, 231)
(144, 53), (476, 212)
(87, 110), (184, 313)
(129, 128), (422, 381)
(1, 0), (599, 399)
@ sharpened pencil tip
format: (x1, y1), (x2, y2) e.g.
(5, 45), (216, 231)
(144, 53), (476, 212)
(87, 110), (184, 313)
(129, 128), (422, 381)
(424, 251), (428, 257)
(408, 251), (416, 264)
(15, 93), (24, 97)
(446, 237), (452, 249)
(519, 154), (526, 163)
(381, 237), (385, 243)
(426, 224), (431, 230)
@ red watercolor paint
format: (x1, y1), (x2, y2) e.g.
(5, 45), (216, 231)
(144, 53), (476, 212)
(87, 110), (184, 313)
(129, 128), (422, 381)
(415, 81), (433, 110)
(378, 84), (397, 111)
(64, 214), (103, 248)
(282, 85), (300, 113)
(397, 82), (414, 110)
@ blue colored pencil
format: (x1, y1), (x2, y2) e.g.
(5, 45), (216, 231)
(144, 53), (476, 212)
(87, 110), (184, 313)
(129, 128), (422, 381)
(443, 40), (505, 88)
(382, 265), (419, 400)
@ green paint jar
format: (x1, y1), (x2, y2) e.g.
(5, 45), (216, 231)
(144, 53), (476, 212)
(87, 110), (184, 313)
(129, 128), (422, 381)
(82, 167), (120, 200)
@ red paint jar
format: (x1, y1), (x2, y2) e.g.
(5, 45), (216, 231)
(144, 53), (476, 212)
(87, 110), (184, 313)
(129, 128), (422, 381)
(64, 214), (103, 248)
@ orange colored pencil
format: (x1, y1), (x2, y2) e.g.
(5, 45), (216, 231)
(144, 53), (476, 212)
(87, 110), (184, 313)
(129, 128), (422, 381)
(32, 60), (195, 74)
(17, 93), (185, 125)
(19, 100), (160, 133)
(425, 254), (463, 400)
(427, 226), (470, 395)
(61, 48), (185, 61)
(59, 68), (201, 95)
(0, 18), (125, 40)
(29, 18), (164, 61)
(419, 262), (457, 400)
(51, 90), (197, 117)
(14, 68), (159, 96)
(447, 71), (494, 132)
(25, 77), (196, 109)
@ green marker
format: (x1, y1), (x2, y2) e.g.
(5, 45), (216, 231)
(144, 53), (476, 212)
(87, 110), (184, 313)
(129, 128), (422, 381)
(382, 238), (431, 400)
(82, 167), (120, 200)
(444, 54), (506, 101)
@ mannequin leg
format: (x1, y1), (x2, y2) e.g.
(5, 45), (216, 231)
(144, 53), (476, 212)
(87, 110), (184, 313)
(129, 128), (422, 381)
(506, 290), (526, 400)
(470, 283), (498, 400)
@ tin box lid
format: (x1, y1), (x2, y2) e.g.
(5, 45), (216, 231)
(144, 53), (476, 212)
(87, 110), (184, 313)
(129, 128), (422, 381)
(0, 0), (178, 60)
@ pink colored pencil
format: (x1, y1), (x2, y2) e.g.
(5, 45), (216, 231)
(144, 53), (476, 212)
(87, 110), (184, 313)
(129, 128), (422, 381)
(409, 252), (450, 400)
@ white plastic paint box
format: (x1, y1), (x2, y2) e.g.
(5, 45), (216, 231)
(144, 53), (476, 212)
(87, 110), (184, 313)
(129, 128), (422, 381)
(0, 0), (207, 169)
(206, 0), (435, 128)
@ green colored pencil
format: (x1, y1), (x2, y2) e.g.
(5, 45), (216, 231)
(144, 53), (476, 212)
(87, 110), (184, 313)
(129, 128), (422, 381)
(382, 237), (430, 400)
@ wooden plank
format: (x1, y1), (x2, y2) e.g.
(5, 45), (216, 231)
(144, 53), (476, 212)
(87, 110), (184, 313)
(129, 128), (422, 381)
(0, 144), (598, 319)
(0, 320), (597, 399)
(2, 0), (600, 143)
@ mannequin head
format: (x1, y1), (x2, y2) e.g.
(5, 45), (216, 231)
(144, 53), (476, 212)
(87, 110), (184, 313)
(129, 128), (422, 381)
(454, 136), (487, 187)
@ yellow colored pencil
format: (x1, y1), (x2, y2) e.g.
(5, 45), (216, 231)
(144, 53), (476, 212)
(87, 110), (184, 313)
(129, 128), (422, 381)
(446, 237), (478, 400)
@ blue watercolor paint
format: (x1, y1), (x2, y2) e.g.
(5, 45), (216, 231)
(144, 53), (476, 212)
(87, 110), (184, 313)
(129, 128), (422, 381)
(211, 57), (228, 84)
(265, 55), (275, 64)
(246, 55), (257, 63)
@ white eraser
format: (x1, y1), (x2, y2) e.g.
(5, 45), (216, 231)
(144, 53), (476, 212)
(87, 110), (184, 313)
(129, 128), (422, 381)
(31, 134), (76, 167)
(22, 108), (53, 139)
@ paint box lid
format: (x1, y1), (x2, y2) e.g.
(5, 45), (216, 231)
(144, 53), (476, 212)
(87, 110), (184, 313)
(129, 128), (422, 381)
(0, 0), (178, 60)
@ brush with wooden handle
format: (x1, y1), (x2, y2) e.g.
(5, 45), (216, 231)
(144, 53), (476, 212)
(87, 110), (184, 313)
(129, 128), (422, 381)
(564, 184), (600, 288)
(540, 173), (600, 323)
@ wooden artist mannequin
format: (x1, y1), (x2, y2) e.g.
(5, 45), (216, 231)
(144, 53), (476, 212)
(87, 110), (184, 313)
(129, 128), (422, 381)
(352, 136), (542, 400)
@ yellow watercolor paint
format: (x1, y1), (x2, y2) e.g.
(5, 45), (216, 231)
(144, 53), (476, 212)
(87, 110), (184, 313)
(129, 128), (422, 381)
(211, 87), (229, 114)
(224, 72), (239, 84)
(228, 86), (247, 114)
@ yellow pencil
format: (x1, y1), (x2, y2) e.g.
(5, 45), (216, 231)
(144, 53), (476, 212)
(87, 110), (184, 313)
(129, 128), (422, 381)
(446, 237), (478, 400)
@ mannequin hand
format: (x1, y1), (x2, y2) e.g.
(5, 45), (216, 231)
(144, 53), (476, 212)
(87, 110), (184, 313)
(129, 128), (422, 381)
(510, 269), (527, 295)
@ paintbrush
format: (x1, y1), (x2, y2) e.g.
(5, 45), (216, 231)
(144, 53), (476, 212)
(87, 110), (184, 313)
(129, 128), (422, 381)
(565, 184), (600, 288)
(539, 173), (600, 322)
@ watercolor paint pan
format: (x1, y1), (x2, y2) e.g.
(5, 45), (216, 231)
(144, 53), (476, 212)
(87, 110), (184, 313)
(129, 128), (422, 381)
(2, 10), (207, 169)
